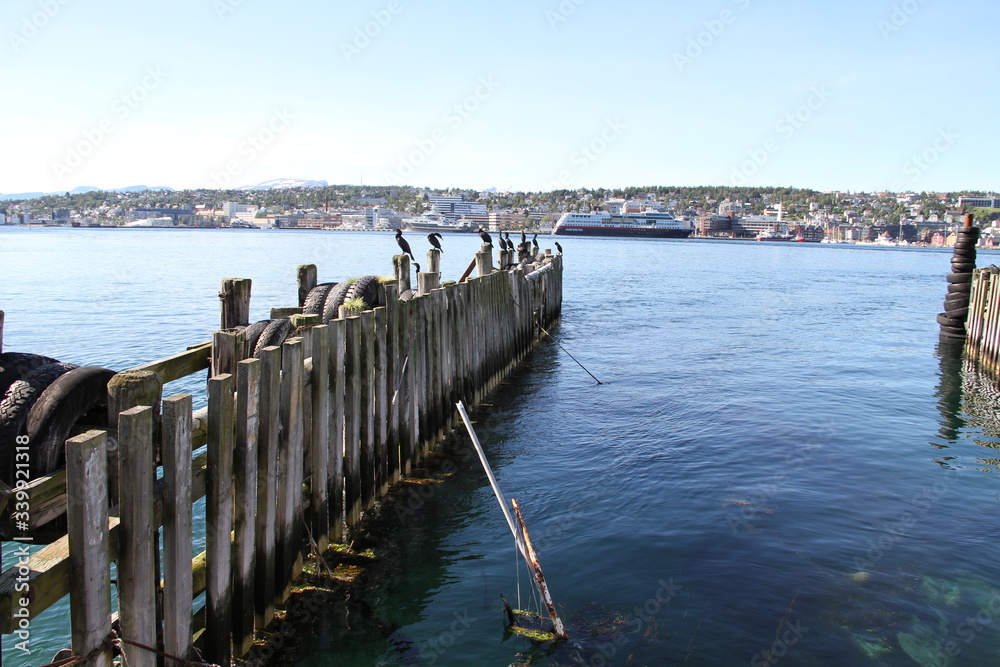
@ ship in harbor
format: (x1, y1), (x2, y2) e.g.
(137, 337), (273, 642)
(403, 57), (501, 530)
(402, 215), (478, 234)
(552, 210), (694, 238)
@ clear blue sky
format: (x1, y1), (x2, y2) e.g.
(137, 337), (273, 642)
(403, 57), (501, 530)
(1, 0), (995, 195)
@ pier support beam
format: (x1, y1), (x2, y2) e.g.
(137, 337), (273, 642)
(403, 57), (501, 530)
(394, 254), (412, 293)
(297, 265), (318, 308)
(220, 278), (252, 330)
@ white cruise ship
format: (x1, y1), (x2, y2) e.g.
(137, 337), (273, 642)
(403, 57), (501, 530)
(552, 211), (693, 238)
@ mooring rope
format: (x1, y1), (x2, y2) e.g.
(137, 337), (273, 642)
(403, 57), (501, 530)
(535, 321), (603, 385)
(33, 631), (221, 667)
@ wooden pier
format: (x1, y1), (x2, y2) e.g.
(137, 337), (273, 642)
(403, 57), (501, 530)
(0, 244), (563, 665)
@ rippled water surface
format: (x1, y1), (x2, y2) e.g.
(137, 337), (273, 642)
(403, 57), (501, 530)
(4, 227), (1000, 666)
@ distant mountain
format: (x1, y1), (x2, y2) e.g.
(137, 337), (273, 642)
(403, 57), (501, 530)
(114, 185), (175, 193)
(239, 178), (329, 191)
(0, 191), (49, 201)
(0, 184), (174, 201)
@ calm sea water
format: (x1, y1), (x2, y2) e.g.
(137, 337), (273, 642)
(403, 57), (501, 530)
(3, 227), (1000, 666)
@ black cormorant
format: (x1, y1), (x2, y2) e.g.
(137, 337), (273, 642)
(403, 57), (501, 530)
(427, 232), (443, 252)
(395, 229), (415, 261)
(520, 230), (527, 245)
(555, 241), (563, 254)
(478, 227), (493, 246)
(531, 233), (539, 253)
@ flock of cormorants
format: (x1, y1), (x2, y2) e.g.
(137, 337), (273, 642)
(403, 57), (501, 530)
(394, 228), (560, 267)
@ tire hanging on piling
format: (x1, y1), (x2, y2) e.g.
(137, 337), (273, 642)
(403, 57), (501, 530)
(0, 362), (79, 484)
(26, 366), (116, 478)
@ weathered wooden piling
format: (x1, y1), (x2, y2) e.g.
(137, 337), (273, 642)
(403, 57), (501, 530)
(65, 430), (113, 667)
(0, 248), (563, 664)
(161, 394), (193, 665)
(220, 278), (252, 330)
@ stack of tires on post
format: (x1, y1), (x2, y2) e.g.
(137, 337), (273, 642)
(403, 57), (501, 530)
(244, 275), (387, 356)
(0, 353), (116, 542)
(939, 226), (979, 340)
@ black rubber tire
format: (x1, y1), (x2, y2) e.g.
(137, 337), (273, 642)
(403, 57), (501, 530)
(946, 273), (973, 284)
(943, 305), (969, 318)
(0, 352), (60, 398)
(0, 362), (78, 484)
(951, 263), (976, 274)
(322, 282), (353, 322)
(947, 282), (972, 294)
(939, 324), (967, 337)
(939, 328), (966, 340)
(26, 366), (116, 478)
(937, 313), (965, 328)
(953, 241), (977, 251)
(344, 275), (381, 310)
(302, 283), (336, 315)
(399, 289), (416, 301)
(950, 253), (977, 264)
(242, 319), (273, 354)
(253, 318), (293, 357)
(956, 229), (980, 238)
(945, 293), (969, 306)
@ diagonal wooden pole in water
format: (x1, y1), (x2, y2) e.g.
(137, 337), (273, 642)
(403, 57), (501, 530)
(457, 400), (567, 640)
(512, 498), (568, 640)
(457, 401), (527, 560)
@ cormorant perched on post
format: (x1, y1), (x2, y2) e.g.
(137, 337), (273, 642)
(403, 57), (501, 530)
(504, 232), (514, 251)
(427, 232), (443, 252)
(497, 233), (509, 252)
(395, 229), (415, 260)
(478, 227), (493, 247)
(555, 241), (563, 254)
(520, 230), (527, 245)
(531, 233), (539, 253)
(413, 262), (421, 274)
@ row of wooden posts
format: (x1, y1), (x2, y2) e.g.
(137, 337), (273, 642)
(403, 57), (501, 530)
(963, 266), (1000, 374)
(0, 245), (563, 666)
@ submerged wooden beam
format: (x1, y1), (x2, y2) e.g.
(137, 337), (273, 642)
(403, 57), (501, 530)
(511, 499), (567, 641)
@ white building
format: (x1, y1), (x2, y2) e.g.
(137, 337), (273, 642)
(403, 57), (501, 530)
(428, 195), (488, 222)
(222, 202), (259, 218)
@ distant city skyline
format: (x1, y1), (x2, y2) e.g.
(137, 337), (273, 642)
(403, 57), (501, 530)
(1, 0), (996, 196)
